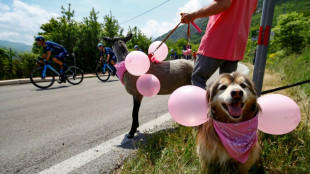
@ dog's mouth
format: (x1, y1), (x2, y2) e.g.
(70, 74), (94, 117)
(222, 102), (244, 118)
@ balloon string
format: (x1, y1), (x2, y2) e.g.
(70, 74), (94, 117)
(156, 21), (182, 51)
(149, 21), (182, 62)
(187, 23), (190, 49)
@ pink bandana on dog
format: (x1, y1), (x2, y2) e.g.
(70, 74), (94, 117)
(213, 115), (258, 163)
(114, 61), (126, 85)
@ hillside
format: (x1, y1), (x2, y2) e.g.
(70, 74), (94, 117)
(0, 40), (32, 53)
(154, 17), (208, 44)
(155, 0), (310, 44)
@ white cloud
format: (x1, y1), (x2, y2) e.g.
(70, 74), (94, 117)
(175, 0), (213, 21)
(0, 2), (10, 11)
(0, 0), (58, 45)
(141, 0), (212, 39)
(141, 20), (176, 39)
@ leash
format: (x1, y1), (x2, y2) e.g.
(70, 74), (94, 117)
(148, 16), (202, 61)
(148, 21), (182, 61)
(156, 21), (182, 51)
(261, 79), (310, 94)
(187, 23), (190, 50)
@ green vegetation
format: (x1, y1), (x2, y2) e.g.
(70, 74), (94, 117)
(114, 0), (310, 173)
(0, 4), (152, 80)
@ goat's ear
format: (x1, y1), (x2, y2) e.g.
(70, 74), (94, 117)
(102, 36), (112, 42)
(123, 33), (133, 43)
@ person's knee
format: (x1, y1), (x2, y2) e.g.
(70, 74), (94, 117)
(53, 57), (63, 65)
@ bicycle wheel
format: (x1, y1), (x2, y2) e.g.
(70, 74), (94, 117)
(30, 66), (55, 89)
(95, 64), (111, 82)
(66, 66), (84, 85)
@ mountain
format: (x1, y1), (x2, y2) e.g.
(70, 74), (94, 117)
(0, 40), (32, 52)
(154, 17), (209, 44)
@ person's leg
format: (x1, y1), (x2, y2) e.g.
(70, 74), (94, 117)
(219, 60), (238, 74)
(191, 54), (225, 89)
(52, 57), (64, 67)
(53, 51), (67, 69)
(53, 52), (67, 82)
(110, 58), (117, 75)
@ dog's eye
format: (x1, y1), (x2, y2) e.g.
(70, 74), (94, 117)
(219, 85), (227, 90)
(240, 83), (247, 88)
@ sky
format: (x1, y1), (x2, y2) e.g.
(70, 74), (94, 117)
(0, 0), (212, 46)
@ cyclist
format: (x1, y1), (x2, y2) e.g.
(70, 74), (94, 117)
(170, 49), (178, 60)
(98, 43), (117, 75)
(35, 35), (67, 83)
(134, 45), (142, 51)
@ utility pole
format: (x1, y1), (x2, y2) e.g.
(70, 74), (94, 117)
(252, 0), (276, 96)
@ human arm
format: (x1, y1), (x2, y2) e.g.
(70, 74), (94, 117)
(181, 0), (231, 24)
(44, 51), (52, 61)
(106, 54), (110, 62)
(99, 55), (104, 61)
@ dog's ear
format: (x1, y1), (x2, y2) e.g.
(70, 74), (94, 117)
(245, 77), (258, 96)
(206, 87), (213, 105)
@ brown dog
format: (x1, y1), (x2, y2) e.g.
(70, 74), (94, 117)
(196, 72), (261, 174)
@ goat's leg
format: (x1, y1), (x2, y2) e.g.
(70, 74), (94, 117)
(127, 95), (142, 139)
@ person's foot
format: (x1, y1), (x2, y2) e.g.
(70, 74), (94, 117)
(61, 74), (66, 83)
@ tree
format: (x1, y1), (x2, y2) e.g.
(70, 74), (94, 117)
(38, 3), (79, 65)
(272, 12), (309, 53)
(75, 8), (102, 72)
(101, 11), (122, 40)
(0, 48), (11, 79)
(127, 26), (152, 53)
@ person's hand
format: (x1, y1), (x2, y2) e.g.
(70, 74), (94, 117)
(181, 12), (195, 24)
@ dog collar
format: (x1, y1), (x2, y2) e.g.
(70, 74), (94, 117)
(213, 115), (258, 163)
(114, 61), (127, 85)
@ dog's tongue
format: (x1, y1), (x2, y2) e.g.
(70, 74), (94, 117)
(227, 102), (243, 117)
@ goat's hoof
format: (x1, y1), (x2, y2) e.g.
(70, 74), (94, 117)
(127, 134), (134, 139)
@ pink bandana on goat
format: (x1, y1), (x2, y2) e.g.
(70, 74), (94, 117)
(213, 115), (258, 163)
(114, 61), (126, 85)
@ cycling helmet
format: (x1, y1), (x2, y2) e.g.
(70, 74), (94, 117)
(134, 45), (139, 49)
(97, 43), (103, 48)
(35, 35), (45, 41)
(171, 49), (174, 52)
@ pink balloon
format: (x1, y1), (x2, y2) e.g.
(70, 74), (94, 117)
(148, 41), (168, 62)
(168, 85), (209, 127)
(257, 94), (301, 135)
(136, 74), (160, 97)
(183, 49), (192, 56)
(125, 51), (150, 76)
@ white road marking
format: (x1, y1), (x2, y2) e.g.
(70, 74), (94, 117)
(38, 113), (172, 174)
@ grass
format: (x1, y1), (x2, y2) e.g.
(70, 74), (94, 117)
(112, 49), (310, 174)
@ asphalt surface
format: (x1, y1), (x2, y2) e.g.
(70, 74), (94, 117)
(0, 76), (171, 173)
(0, 63), (249, 174)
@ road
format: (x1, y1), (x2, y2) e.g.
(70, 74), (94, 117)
(0, 63), (249, 173)
(0, 76), (171, 173)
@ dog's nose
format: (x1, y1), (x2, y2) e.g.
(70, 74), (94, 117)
(231, 89), (243, 99)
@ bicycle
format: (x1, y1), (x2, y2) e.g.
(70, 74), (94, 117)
(30, 57), (84, 89)
(95, 60), (116, 82)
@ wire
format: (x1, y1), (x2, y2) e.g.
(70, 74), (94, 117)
(120, 0), (170, 24)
